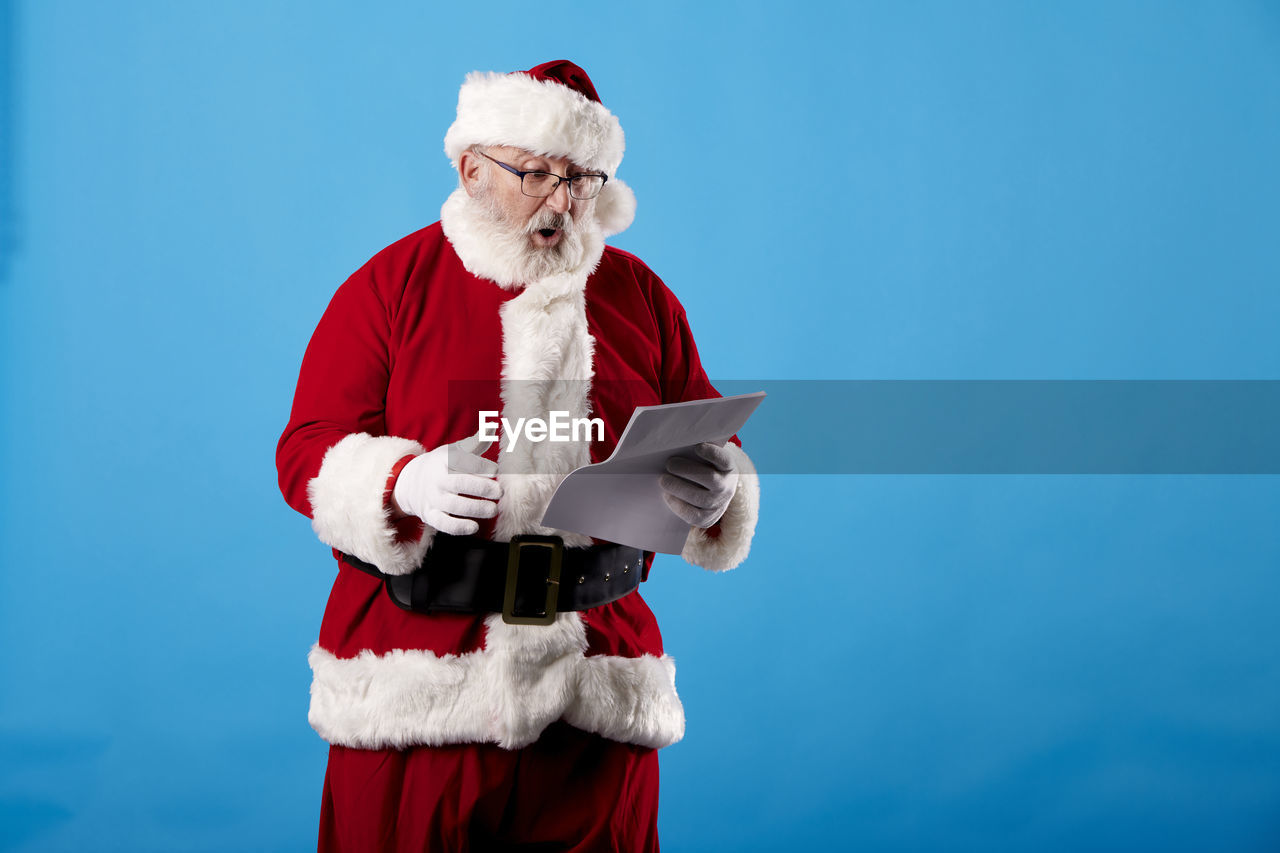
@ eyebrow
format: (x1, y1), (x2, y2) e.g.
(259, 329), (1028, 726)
(519, 157), (598, 177)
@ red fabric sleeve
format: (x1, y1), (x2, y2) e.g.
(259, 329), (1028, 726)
(276, 264), (396, 519)
(658, 300), (720, 408)
(653, 284), (741, 540)
(654, 286), (741, 449)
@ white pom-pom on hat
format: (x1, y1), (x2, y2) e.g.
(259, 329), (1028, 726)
(594, 178), (636, 237)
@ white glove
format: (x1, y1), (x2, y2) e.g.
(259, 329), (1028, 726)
(391, 431), (501, 536)
(660, 442), (740, 529)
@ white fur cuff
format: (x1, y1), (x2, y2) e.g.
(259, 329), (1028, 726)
(681, 443), (760, 572)
(306, 432), (431, 576)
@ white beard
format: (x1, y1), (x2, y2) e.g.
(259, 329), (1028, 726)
(440, 188), (605, 292)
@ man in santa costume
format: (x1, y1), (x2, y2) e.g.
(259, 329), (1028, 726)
(277, 60), (760, 851)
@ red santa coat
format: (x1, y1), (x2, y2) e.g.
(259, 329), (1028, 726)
(277, 190), (759, 752)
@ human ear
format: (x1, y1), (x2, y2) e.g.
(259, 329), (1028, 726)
(459, 150), (483, 197)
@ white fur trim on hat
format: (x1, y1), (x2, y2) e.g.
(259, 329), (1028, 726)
(681, 443), (760, 572)
(444, 70), (626, 176)
(307, 432), (432, 576)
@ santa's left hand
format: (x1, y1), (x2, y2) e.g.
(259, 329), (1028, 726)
(660, 442), (740, 529)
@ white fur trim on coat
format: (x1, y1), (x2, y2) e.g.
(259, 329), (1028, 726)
(681, 443), (760, 572)
(444, 70), (626, 176)
(493, 266), (597, 547)
(306, 432), (431, 576)
(308, 613), (685, 750)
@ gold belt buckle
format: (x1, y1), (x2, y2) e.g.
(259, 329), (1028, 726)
(503, 535), (563, 626)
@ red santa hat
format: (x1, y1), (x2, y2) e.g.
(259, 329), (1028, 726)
(444, 60), (637, 236)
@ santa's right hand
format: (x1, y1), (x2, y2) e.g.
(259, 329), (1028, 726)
(391, 431), (502, 536)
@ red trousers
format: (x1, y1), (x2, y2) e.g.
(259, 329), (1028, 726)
(318, 722), (660, 852)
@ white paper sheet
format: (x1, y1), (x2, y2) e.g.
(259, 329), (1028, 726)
(540, 392), (766, 554)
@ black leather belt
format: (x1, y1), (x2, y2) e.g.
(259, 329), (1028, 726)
(341, 534), (645, 626)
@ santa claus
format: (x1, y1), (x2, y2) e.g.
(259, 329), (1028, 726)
(277, 60), (760, 851)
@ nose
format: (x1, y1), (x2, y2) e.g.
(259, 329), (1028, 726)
(545, 179), (572, 214)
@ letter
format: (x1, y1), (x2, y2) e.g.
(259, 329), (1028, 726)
(478, 411), (500, 443)
(526, 417), (548, 443)
(549, 411), (570, 441)
(577, 416), (604, 443)
(502, 417), (525, 452)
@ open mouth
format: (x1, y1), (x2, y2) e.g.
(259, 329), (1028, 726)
(538, 228), (557, 238)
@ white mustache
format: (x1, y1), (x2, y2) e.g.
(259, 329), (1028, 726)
(526, 210), (572, 235)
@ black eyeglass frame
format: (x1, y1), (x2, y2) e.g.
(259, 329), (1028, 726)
(474, 149), (608, 200)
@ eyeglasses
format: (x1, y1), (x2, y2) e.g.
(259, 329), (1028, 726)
(475, 149), (608, 200)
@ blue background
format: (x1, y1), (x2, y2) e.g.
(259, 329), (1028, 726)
(2, 1), (1278, 850)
